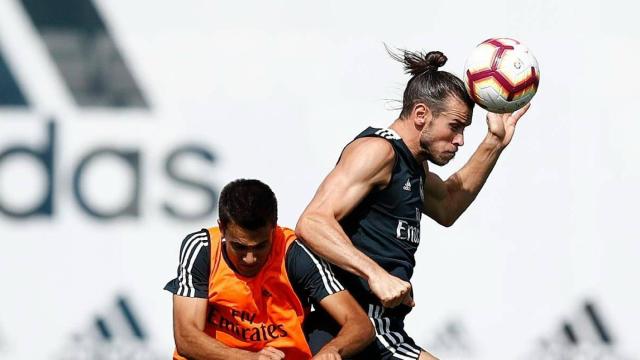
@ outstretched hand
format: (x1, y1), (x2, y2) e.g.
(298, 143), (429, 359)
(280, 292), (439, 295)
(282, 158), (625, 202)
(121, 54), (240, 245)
(486, 103), (531, 148)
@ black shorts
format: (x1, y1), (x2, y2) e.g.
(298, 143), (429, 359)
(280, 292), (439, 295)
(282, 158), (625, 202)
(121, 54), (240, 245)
(305, 304), (424, 360)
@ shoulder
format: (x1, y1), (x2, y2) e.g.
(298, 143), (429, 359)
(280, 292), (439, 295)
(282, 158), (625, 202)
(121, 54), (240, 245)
(338, 137), (396, 177)
(285, 240), (344, 298)
(344, 136), (395, 161)
(179, 229), (211, 250)
(165, 229), (212, 298)
(285, 240), (319, 277)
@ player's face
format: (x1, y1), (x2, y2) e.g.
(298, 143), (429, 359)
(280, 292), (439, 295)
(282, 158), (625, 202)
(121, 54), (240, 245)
(420, 96), (472, 166)
(220, 221), (274, 277)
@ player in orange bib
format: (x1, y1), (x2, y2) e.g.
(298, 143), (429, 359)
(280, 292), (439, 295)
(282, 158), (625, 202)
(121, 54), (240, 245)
(165, 179), (374, 360)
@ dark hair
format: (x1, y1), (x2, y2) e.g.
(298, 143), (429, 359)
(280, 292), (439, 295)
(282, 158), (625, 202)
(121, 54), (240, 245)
(386, 45), (475, 118)
(218, 179), (277, 230)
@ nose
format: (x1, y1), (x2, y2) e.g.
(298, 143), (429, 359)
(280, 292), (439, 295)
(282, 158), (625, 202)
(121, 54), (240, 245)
(453, 133), (464, 147)
(243, 251), (257, 265)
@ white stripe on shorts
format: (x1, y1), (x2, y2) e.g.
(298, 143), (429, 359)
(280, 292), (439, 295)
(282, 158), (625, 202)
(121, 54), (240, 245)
(368, 304), (421, 360)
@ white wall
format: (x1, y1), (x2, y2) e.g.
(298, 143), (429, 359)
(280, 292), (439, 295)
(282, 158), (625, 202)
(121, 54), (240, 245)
(0, 0), (638, 358)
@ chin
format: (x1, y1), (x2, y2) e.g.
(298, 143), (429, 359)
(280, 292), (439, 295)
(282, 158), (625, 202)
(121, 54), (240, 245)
(428, 155), (449, 166)
(238, 266), (262, 277)
(241, 270), (260, 277)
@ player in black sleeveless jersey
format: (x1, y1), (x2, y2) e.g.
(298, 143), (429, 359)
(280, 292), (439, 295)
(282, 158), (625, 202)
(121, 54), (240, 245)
(296, 48), (531, 359)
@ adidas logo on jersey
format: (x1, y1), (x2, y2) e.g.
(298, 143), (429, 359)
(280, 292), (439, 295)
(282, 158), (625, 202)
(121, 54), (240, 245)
(403, 179), (412, 191)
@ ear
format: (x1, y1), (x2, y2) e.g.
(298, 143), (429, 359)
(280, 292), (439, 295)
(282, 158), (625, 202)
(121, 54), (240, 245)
(217, 219), (225, 235)
(411, 103), (433, 128)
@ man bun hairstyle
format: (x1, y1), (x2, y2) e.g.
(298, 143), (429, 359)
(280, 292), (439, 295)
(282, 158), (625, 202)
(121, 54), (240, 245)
(393, 49), (448, 76)
(386, 45), (475, 118)
(218, 179), (277, 230)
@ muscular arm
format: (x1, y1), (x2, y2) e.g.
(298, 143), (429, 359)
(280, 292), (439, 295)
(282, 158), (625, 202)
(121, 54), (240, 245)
(172, 295), (250, 359)
(296, 138), (413, 307)
(287, 240), (375, 358)
(424, 104), (531, 227)
(296, 137), (393, 280)
(315, 291), (375, 358)
(423, 136), (503, 226)
(172, 296), (285, 360)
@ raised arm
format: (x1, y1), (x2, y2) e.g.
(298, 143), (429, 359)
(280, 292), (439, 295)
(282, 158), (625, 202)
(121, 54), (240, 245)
(423, 104), (531, 226)
(296, 137), (413, 308)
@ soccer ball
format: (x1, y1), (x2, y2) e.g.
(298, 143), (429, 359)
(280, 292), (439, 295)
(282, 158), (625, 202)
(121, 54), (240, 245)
(463, 38), (540, 113)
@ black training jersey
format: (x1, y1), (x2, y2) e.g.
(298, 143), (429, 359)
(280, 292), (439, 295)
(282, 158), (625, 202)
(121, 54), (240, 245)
(336, 127), (425, 305)
(164, 230), (344, 307)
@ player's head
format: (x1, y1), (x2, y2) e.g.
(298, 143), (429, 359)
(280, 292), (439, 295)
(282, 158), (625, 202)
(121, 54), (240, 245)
(218, 179), (278, 277)
(390, 47), (475, 165)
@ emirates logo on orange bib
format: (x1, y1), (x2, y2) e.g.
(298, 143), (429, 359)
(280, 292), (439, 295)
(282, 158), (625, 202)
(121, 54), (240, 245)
(208, 307), (289, 342)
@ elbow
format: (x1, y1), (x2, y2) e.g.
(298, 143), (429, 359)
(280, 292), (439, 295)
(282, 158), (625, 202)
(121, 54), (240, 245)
(174, 327), (196, 359)
(295, 212), (318, 242)
(175, 343), (190, 359)
(357, 316), (376, 348)
(350, 312), (375, 347)
(294, 216), (308, 240)
(364, 320), (376, 345)
(436, 212), (458, 228)
(439, 218), (456, 228)
(174, 337), (190, 358)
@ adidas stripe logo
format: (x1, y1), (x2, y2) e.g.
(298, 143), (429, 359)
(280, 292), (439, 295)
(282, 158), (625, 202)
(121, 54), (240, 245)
(55, 295), (161, 359)
(0, 0), (147, 108)
(526, 299), (630, 359)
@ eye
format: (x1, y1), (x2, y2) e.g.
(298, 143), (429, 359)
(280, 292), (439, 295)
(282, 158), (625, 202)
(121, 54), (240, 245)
(230, 242), (247, 252)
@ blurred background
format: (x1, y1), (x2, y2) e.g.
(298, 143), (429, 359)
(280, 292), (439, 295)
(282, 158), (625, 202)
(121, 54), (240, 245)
(0, 0), (638, 359)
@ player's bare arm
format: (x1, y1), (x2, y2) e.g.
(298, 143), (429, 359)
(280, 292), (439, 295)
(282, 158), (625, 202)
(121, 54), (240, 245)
(312, 290), (375, 359)
(296, 137), (414, 308)
(172, 295), (285, 360)
(423, 103), (531, 226)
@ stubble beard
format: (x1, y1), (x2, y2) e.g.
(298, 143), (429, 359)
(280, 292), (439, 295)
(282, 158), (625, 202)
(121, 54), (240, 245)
(420, 127), (449, 167)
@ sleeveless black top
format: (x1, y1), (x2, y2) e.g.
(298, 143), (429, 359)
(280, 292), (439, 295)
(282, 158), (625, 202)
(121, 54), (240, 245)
(335, 127), (426, 307)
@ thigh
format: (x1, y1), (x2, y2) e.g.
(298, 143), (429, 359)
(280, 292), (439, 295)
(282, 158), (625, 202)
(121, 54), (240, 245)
(363, 304), (424, 360)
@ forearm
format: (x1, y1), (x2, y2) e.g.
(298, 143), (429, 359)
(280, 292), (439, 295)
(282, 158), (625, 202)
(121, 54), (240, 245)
(175, 327), (252, 360)
(444, 134), (504, 222)
(319, 316), (375, 357)
(296, 213), (385, 280)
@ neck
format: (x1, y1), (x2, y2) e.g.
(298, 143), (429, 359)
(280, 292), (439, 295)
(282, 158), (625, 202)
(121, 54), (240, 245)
(389, 118), (427, 162)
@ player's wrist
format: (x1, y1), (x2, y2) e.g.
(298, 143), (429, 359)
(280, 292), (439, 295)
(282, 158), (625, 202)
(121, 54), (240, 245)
(232, 348), (258, 360)
(363, 262), (388, 281)
(482, 133), (506, 152)
(317, 344), (341, 355)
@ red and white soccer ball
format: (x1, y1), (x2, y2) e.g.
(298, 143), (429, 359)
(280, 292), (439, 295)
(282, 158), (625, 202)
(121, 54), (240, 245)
(463, 38), (540, 113)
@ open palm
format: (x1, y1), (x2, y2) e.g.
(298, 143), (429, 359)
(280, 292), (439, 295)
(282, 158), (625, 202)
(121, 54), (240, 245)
(486, 103), (531, 148)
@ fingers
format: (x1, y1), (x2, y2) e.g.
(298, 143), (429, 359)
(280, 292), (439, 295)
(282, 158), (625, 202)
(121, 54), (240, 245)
(511, 102), (531, 123)
(312, 347), (342, 360)
(381, 281), (411, 308)
(369, 271), (413, 308)
(312, 353), (342, 360)
(402, 293), (415, 307)
(260, 347), (285, 360)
